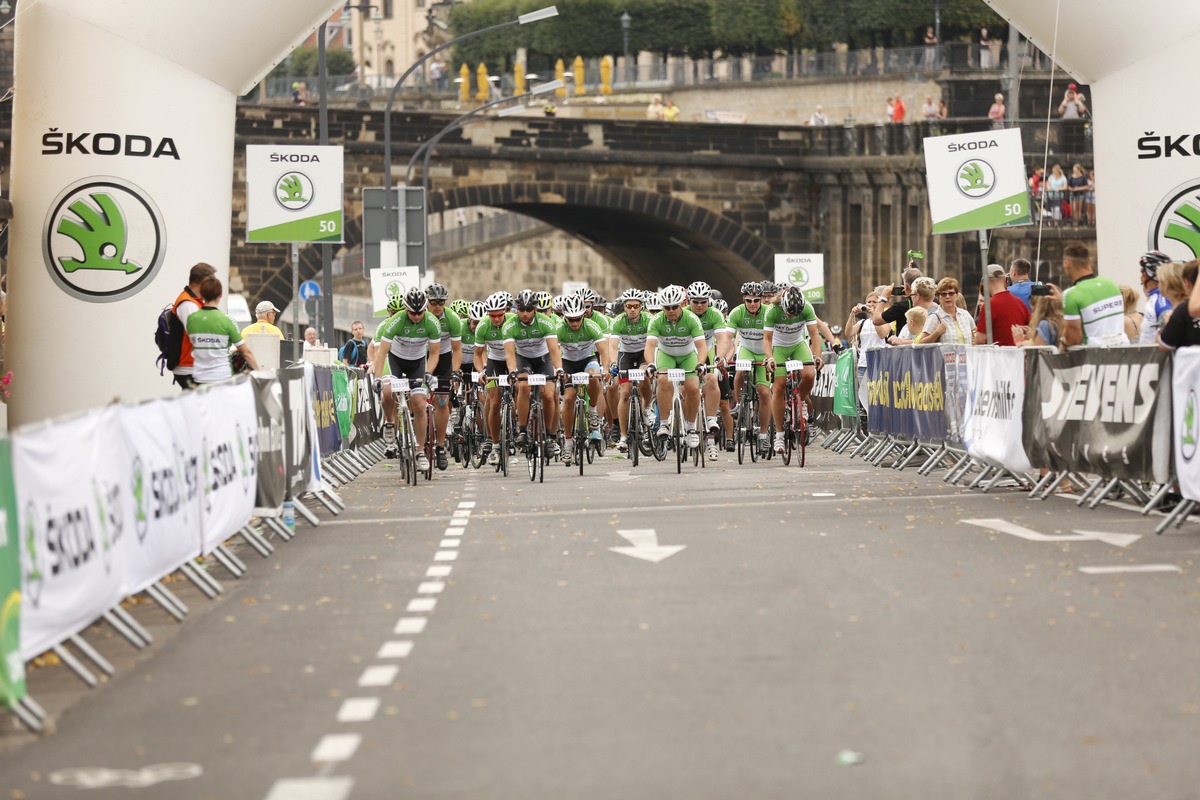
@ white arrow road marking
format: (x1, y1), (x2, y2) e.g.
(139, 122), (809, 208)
(964, 519), (1142, 548)
(609, 528), (686, 563)
(1078, 564), (1182, 575)
(604, 470), (637, 482)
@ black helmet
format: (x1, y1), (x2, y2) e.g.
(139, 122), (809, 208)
(1140, 250), (1172, 281)
(741, 281), (763, 297)
(780, 286), (806, 317)
(710, 288), (724, 301)
(515, 289), (538, 311)
(403, 287), (428, 313)
(760, 280), (778, 294)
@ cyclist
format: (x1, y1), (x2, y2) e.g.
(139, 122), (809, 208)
(726, 281), (772, 455)
(644, 284), (708, 448)
(711, 297), (735, 448)
(373, 294), (405, 457)
(371, 287), (443, 473)
(611, 289), (655, 453)
(579, 289), (617, 442)
(686, 281), (731, 461)
(556, 294), (612, 465)
(425, 283), (463, 470)
(761, 280), (779, 306)
(536, 290), (554, 315)
(763, 286), (823, 455)
(472, 292), (518, 465)
(508, 288), (563, 451)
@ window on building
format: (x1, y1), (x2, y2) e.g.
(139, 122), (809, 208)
(383, 0), (393, 18)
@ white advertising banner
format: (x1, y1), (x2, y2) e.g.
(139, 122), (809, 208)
(246, 144), (344, 243)
(924, 128), (1032, 235)
(962, 347), (1033, 474)
(370, 267), (421, 317)
(1173, 348), (1200, 502)
(12, 407), (131, 659)
(195, 380), (258, 555)
(774, 254), (825, 303)
(303, 364), (325, 493)
(117, 399), (203, 597)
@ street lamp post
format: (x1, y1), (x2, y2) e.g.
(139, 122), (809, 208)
(373, 10), (383, 93)
(621, 12), (632, 86)
(382, 5), (559, 240)
(341, 2), (379, 107)
(932, 0), (944, 47)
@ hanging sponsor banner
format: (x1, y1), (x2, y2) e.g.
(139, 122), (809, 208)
(332, 367), (354, 441)
(246, 145), (344, 243)
(117, 399), (203, 597)
(311, 366), (342, 457)
(774, 254), (825, 304)
(1173, 348), (1200, 501)
(0, 438), (26, 708)
(280, 366), (313, 496)
(941, 345), (970, 445)
(12, 407), (130, 660)
(1024, 347), (1172, 483)
(353, 369), (374, 445)
(833, 349), (858, 418)
(251, 374), (286, 517)
(863, 347), (946, 438)
(196, 380), (258, 555)
(962, 348), (1032, 473)
(302, 364), (325, 492)
(924, 128), (1032, 234)
(370, 267), (420, 317)
(810, 353), (837, 432)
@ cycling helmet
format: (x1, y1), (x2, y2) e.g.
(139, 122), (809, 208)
(646, 291), (662, 312)
(403, 287), (428, 312)
(386, 293), (405, 314)
(495, 291), (514, 310)
(687, 281), (712, 300)
(1140, 250), (1172, 280)
(467, 301), (486, 321)
(659, 284), (687, 307)
(483, 292), (509, 313)
(560, 294), (586, 318)
(592, 294), (607, 310)
(584, 288), (601, 304)
(551, 294), (565, 313)
(780, 286), (806, 317)
(426, 283), (449, 301)
(710, 288), (724, 301)
(448, 298), (470, 317)
(713, 298), (729, 315)
(536, 290), (553, 311)
(515, 288), (538, 311)
(620, 288), (643, 305)
(741, 281), (763, 297)
(760, 280), (778, 295)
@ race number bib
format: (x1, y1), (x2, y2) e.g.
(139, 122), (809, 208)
(667, 369), (686, 383)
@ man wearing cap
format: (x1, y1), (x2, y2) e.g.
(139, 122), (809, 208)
(1058, 83), (1088, 119)
(974, 264), (1030, 346)
(243, 300), (284, 339)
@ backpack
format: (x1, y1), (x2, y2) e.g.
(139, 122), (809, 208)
(155, 288), (195, 375)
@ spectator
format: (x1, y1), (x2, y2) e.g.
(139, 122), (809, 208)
(429, 58), (445, 90)
(923, 278), (978, 345)
(852, 292), (888, 396)
(1139, 250), (1175, 343)
(291, 81), (307, 107)
(988, 93), (1006, 129)
(936, 99), (949, 120)
(809, 105), (829, 126)
(1120, 285), (1143, 343)
(1157, 261), (1188, 326)
(646, 95), (665, 121)
(1046, 165), (1067, 225)
(830, 324), (848, 350)
(303, 327), (319, 350)
(1159, 260), (1200, 350)
(923, 27), (939, 70)
(891, 95), (906, 123)
(1029, 166), (1045, 218)
(663, 98), (680, 122)
(979, 28), (993, 68)
(1058, 83), (1088, 118)
(171, 262), (216, 390)
(1013, 285), (1064, 348)
(1007, 259), (1034, 309)
(243, 300), (284, 339)
(1067, 164), (1088, 227)
(974, 264), (1030, 346)
(899, 307), (928, 343)
(1061, 241), (1127, 346)
(340, 320), (369, 367)
(871, 266), (924, 333)
(922, 95), (939, 121)
(1085, 169), (1096, 227)
(885, 96), (894, 120)
(186, 276), (259, 384)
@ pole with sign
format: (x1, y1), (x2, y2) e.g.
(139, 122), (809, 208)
(923, 127), (1031, 344)
(246, 144), (344, 362)
(774, 254), (825, 304)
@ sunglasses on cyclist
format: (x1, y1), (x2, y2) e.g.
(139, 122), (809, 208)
(624, 303), (641, 310)
(516, 305), (537, 312)
(690, 298), (708, 304)
(565, 315), (584, 323)
(428, 299), (445, 305)
(663, 304), (681, 311)
(744, 296), (762, 302)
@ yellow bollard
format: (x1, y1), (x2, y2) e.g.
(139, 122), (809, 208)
(555, 58), (567, 100)
(514, 62), (526, 96)
(476, 63), (490, 101)
(458, 63), (470, 103)
(600, 55), (613, 95)
(573, 55), (586, 96)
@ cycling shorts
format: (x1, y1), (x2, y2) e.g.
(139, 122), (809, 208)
(617, 351), (645, 381)
(772, 341), (814, 378)
(387, 354), (428, 395)
(563, 357), (601, 377)
(654, 350), (699, 377)
(431, 351), (453, 395)
(719, 370), (732, 401)
(516, 353), (556, 379)
(735, 346), (770, 387)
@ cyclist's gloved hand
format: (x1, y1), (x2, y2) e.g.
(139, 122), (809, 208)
(373, 379), (382, 394)
(832, 343), (844, 353)
(610, 362), (619, 376)
(555, 368), (565, 379)
(646, 364), (657, 375)
(715, 356), (727, 369)
(451, 370), (463, 382)
(424, 372), (435, 389)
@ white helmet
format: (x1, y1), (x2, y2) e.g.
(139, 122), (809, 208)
(495, 291), (514, 310)
(560, 295), (586, 317)
(483, 292), (509, 313)
(659, 284), (687, 307)
(686, 281), (712, 300)
(468, 301), (486, 321)
(646, 291), (662, 311)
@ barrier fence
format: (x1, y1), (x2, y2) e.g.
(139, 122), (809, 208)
(0, 364), (383, 731)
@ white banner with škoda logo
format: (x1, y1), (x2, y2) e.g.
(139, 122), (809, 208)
(1173, 348), (1200, 502)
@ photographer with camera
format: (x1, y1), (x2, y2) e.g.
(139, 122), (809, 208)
(1012, 283), (1063, 348)
(1058, 83), (1088, 119)
(974, 265), (1030, 346)
(871, 261), (925, 333)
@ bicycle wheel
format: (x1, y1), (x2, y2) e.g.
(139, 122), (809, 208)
(468, 402), (486, 469)
(423, 404), (435, 481)
(695, 395), (706, 469)
(401, 407), (418, 486)
(782, 401), (794, 467)
(527, 403), (542, 482)
(736, 396), (747, 465)
(574, 401), (587, 476)
(797, 398), (807, 468)
(673, 395), (684, 474)
(498, 401), (509, 476)
(627, 394), (640, 466)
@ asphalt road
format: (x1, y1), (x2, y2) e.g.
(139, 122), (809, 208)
(2, 441), (1199, 799)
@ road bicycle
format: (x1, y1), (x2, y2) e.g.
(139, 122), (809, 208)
(455, 371), (487, 469)
(780, 359), (808, 467)
(388, 376), (419, 486)
(693, 366), (709, 470)
(733, 358), (764, 465)
(419, 376), (436, 482)
(624, 367), (650, 467)
(663, 368), (691, 474)
(494, 373), (515, 477)
(525, 373), (547, 483)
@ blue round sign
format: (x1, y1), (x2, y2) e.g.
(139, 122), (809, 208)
(299, 280), (321, 300)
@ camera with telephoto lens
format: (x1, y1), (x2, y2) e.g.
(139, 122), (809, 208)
(1029, 283), (1052, 297)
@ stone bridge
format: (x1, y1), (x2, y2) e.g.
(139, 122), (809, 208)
(233, 105), (1091, 317)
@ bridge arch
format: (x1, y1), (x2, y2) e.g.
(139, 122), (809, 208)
(428, 181), (775, 297)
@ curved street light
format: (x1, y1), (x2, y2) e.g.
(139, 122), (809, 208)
(406, 80), (564, 190)
(382, 5), (559, 240)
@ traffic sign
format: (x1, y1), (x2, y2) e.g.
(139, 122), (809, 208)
(299, 280), (321, 300)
